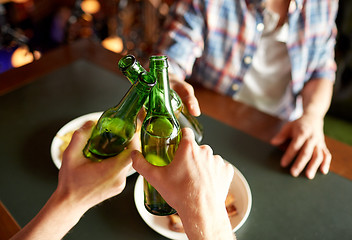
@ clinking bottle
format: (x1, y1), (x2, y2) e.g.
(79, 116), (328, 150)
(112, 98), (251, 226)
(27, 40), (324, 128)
(83, 72), (156, 161)
(118, 54), (203, 144)
(140, 56), (181, 215)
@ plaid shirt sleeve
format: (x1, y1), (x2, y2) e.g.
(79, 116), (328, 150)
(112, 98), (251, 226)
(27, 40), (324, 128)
(156, 0), (206, 79)
(309, 0), (338, 83)
(157, 0), (338, 99)
(288, 0), (338, 95)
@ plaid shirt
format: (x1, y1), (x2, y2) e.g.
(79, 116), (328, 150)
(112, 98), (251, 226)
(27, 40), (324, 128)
(157, 0), (338, 119)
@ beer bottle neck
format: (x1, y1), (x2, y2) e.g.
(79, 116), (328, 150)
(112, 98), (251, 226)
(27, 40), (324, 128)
(114, 73), (155, 119)
(148, 56), (174, 115)
(118, 54), (146, 84)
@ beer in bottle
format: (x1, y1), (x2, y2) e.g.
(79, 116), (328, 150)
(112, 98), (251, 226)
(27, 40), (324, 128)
(118, 54), (203, 143)
(83, 72), (156, 161)
(141, 56), (181, 215)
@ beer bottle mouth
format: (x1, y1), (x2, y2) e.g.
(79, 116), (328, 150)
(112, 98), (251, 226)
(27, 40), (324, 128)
(149, 55), (168, 68)
(138, 72), (156, 88)
(118, 54), (136, 72)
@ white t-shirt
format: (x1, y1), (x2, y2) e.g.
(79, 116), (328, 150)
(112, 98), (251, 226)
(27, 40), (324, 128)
(234, 9), (301, 120)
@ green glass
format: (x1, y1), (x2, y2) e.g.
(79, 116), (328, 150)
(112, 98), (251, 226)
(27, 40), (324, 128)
(118, 54), (146, 84)
(83, 72), (156, 162)
(118, 54), (203, 143)
(141, 56), (181, 216)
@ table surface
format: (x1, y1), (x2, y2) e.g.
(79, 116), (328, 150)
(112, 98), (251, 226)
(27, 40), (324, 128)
(1, 39), (352, 240)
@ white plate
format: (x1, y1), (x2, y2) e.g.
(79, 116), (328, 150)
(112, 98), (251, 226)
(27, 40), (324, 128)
(50, 112), (136, 176)
(134, 163), (252, 240)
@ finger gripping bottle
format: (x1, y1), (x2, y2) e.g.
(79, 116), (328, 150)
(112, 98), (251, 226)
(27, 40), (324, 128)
(118, 54), (203, 144)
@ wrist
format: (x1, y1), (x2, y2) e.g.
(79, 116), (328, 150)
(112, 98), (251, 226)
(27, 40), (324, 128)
(51, 189), (89, 215)
(302, 109), (326, 120)
(176, 197), (233, 240)
(11, 190), (88, 240)
(51, 186), (91, 217)
(37, 190), (89, 236)
(300, 111), (325, 127)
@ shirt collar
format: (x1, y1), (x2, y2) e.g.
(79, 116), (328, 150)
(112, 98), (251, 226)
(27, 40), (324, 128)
(246, 0), (265, 7)
(246, 0), (304, 13)
(246, 0), (266, 12)
(246, 0), (303, 3)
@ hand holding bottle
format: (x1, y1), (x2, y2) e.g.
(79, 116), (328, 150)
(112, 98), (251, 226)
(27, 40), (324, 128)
(83, 72), (155, 161)
(59, 121), (134, 208)
(11, 121), (134, 240)
(119, 55), (203, 143)
(169, 73), (201, 117)
(132, 128), (235, 240)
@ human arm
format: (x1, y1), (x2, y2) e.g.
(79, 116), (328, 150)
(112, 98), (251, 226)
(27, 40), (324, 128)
(11, 121), (133, 240)
(156, 1), (206, 116)
(132, 128), (235, 240)
(270, 0), (338, 179)
(271, 78), (333, 179)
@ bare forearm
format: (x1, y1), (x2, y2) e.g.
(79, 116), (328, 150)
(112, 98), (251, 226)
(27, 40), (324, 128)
(177, 199), (234, 240)
(10, 190), (88, 240)
(301, 78), (334, 118)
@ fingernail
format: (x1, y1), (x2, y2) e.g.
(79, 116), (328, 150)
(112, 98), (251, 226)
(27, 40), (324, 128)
(291, 169), (299, 177)
(131, 150), (138, 158)
(131, 150), (142, 160)
(82, 121), (94, 130)
(191, 105), (201, 116)
(307, 172), (315, 180)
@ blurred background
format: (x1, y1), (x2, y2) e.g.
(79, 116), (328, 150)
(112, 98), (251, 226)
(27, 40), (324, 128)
(0, 0), (351, 143)
(0, 0), (172, 71)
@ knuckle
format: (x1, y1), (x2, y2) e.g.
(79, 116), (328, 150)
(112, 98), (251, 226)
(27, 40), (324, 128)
(200, 144), (213, 155)
(300, 148), (311, 158)
(324, 149), (332, 161)
(183, 83), (195, 95)
(183, 137), (194, 148)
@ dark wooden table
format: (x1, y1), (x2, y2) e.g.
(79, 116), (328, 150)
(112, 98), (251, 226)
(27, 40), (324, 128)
(1, 39), (352, 240)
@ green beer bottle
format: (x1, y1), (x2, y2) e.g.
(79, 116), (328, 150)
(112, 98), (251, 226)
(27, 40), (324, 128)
(118, 54), (204, 144)
(83, 72), (156, 162)
(141, 56), (181, 216)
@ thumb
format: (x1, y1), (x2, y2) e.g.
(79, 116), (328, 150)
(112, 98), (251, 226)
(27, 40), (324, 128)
(63, 121), (95, 166)
(131, 150), (160, 183)
(271, 124), (290, 146)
